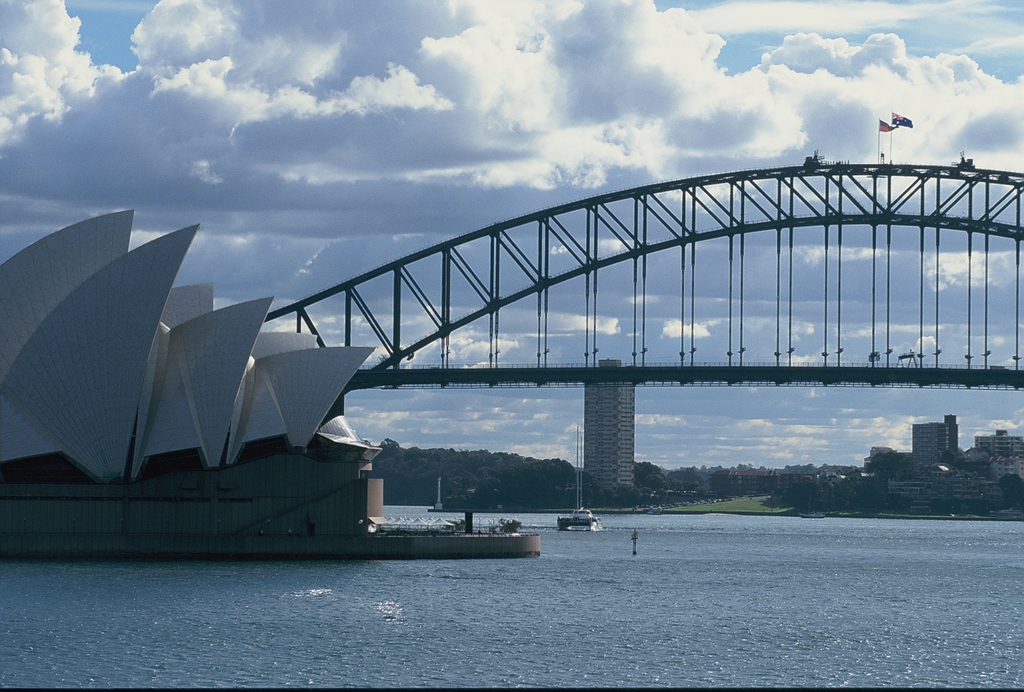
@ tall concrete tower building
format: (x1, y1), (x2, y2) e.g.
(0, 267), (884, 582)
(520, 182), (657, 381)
(584, 359), (635, 489)
(912, 414), (959, 469)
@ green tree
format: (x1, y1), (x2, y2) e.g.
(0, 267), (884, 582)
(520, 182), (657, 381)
(634, 461), (668, 493)
(865, 451), (914, 480)
(998, 473), (1024, 509)
(781, 478), (838, 512)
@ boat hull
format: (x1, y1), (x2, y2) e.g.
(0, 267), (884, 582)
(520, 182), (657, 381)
(556, 516), (602, 531)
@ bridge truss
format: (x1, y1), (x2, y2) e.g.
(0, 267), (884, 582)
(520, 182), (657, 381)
(266, 157), (1024, 391)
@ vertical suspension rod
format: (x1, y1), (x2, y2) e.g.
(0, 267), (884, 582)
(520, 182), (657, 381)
(1017, 237), (1021, 370)
(641, 200), (648, 366)
(984, 232), (990, 368)
(775, 178), (782, 365)
(886, 223), (892, 367)
(631, 198), (639, 365)
(680, 238), (686, 366)
(536, 220), (543, 367)
(393, 268), (402, 368)
(690, 190), (697, 365)
(871, 174), (878, 366)
(823, 223), (830, 364)
(918, 223), (925, 364)
(1017, 185), (1022, 370)
(585, 208), (591, 364)
(837, 221), (843, 365)
(739, 233), (745, 365)
(918, 176), (925, 365)
(739, 181), (746, 365)
(543, 221), (550, 367)
(934, 226), (941, 366)
(728, 234), (734, 364)
(836, 173), (843, 366)
(788, 176), (795, 366)
(886, 170), (892, 367)
(935, 177), (941, 366)
(345, 290), (352, 348)
(967, 231), (973, 368)
(592, 206), (599, 363)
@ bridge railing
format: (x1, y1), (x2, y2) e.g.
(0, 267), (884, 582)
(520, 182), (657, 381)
(355, 360), (1018, 371)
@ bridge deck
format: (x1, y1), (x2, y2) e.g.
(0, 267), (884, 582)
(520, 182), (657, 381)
(345, 364), (1024, 391)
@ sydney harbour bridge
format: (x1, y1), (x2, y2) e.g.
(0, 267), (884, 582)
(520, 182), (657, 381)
(266, 156), (1024, 396)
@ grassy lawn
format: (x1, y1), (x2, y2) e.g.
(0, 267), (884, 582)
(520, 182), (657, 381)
(667, 498), (792, 514)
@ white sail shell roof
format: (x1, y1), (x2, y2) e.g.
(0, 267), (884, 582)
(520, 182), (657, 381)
(251, 331), (319, 359)
(233, 364), (289, 455)
(2, 214), (375, 482)
(0, 394), (59, 462)
(317, 415), (363, 445)
(131, 323), (171, 476)
(235, 346), (372, 453)
(161, 284), (214, 329)
(136, 349), (202, 461)
(139, 298), (272, 469)
(0, 211), (133, 387)
(1, 225), (197, 481)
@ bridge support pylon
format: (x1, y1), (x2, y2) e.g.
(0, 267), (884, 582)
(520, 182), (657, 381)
(583, 359), (635, 490)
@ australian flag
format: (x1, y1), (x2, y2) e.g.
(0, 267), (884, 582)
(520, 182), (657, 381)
(892, 112), (913, 128)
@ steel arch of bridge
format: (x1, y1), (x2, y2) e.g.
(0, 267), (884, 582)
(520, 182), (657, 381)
(266, 158), (1024, 390)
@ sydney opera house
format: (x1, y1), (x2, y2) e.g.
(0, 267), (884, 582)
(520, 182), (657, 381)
(0, 212), (538, 558)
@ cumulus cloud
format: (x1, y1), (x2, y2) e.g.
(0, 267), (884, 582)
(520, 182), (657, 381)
(6, 0), (1024, 465)
(0, 0), (120, 146)
(6, 0), (1024, 214)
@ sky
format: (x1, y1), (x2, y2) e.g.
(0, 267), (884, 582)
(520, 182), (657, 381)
(5, 0), (1024, 469)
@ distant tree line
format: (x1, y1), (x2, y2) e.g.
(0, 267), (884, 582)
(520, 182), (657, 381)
(369, 441), (1024, 514)
(368, 439), (712, 510)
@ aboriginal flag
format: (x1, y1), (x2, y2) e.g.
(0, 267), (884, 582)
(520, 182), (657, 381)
(879, 119), (896, 132)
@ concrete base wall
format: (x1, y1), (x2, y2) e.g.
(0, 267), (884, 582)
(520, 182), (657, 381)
(0, 532), (541, 559)
(0, 453), (540, 559)
(0, 453), (373, 538)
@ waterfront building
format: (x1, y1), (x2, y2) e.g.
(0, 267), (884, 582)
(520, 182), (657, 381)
(583, 359), (634, 489)
(888, 463), (1000, 512)
(912, 414), (959, 470)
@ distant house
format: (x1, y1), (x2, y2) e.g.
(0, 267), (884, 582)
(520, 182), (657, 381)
(988, 456), (1024, 482)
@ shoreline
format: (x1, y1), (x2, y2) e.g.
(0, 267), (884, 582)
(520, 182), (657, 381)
(424, 506), (1018, 521)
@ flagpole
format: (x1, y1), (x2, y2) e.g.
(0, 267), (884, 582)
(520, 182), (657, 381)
(878, 127), (881, 164)
(889, 129), (893, 163)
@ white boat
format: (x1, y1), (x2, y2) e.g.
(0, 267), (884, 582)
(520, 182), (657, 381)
(558, 508), (602, 531)
(557, 427), (602, 531)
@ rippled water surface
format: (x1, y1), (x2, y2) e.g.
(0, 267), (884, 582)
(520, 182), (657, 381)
(3, 511), (1023, 687)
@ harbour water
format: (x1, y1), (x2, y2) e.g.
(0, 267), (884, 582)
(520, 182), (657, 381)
(2, 509), (1023, 687)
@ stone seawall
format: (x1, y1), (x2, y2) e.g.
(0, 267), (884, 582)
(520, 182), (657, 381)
(0, 532), (541, 559)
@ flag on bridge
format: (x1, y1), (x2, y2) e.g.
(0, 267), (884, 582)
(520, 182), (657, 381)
(892, 112), (913, 128)
(879, 119), (896, 133)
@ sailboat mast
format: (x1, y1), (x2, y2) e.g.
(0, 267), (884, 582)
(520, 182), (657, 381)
(575, 425), (583, 510)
